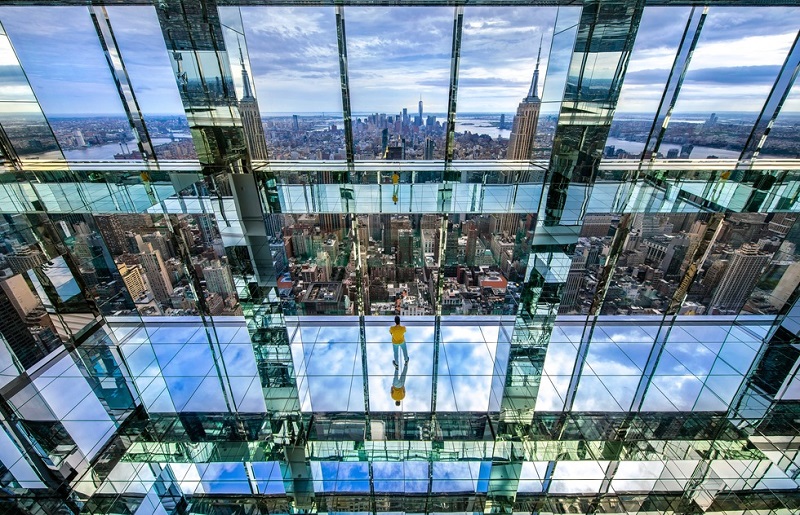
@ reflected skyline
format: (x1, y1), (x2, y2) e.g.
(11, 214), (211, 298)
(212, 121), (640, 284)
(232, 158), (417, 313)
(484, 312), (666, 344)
(0, 2), (799, 513)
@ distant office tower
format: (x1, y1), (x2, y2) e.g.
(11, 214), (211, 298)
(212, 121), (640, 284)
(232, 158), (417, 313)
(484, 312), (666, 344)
(424, 137), (435, 160)
(507, 42), (542, 161)
(418, 96), (423, 125)
(203, 260), (236, 295)
(771, 261), (800, 309)
(385, 136), (404, 160)
(0, 275), (59, 368)
(499, 114), (506, 130)
(0, 279), (45, 368)
(465, 221), (477, 266)
(237, 44), (269, 161)
(498, 213), (522, 238)
(74, 129), (86, 147)
(710, 243), (771, 312)
(139, 243), (174, 303)
(117, 262), (147, 300)
(6, 245), (46, 274)
(397, 229), (414, 265)
(561, 246), (587, 311)
(292, 114), (300, 131)
(320, 214), (344, 234)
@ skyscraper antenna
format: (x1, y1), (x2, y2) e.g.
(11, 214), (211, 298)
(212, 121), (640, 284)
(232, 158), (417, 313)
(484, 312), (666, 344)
(536, 34), (543, 69)
(237, 36), (254, 98)
(527, 34), (544, 100)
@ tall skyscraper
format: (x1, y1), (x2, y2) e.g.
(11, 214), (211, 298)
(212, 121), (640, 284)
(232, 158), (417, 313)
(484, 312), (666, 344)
(465, 220), (477, 267)
(237, 43), (269, 161)
(203, 260), (236, 295)
(710, 243), (772, 312)
(138, 242), (174, 304)
(506, 41), (543, 162)
(424, 137), (435, 160)
(418, 95), (423, 124)
(397, 229), (414, 266)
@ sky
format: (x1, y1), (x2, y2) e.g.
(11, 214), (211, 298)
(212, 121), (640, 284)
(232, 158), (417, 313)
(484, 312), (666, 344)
(0, 5), (797, 116)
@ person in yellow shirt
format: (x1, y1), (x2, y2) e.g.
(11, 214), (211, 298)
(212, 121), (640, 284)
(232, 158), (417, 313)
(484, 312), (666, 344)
(389, 315), (408, 368)
(391, 360), (408, 407)
(392, 172), (400, 204)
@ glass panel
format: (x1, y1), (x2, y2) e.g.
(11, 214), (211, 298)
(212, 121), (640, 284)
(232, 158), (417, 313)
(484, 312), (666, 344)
(535, 6), (581, 162)
(760, 81), (800, 158)
(347, 6), (452, 160)
(535, 325), (581, 411)
(0, 27), (62, 162)
(291, 323), (363, 412)
(560, 214), (621, 314)
(95, 213), (241, 317)
(232, 6), (342, 161)
(0, 6), (137, 161)
(600, 212), (709, 315)
(743, 214), (800, 314)
(689, 213), (793, 315)
(366, 323), (433, 411)
(659, 6), (800, 159)
(605, 7), (692, 160)
(50, 213), (136, 316)
(105, 6), (197, 161)
(454, 6), (557, 161)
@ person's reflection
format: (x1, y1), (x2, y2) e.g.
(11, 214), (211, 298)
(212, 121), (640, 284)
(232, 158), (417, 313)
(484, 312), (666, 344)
(391, 360), (408, 407)
(392, 172), (399, 204)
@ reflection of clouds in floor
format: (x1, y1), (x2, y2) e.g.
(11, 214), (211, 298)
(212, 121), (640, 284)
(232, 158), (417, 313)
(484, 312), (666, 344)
(573, 341), (646, 411)
(120, 320), (264, 414)
(251, 461), (285, 494)
(311, 461), (370, 493)
(197, 462), (251, 494)
(171, 461), (287, 495)
(549, 461), (609, 494)
(293, 320), (510, 412)
(517, 462), (550, 493)
(367, 340), (433, 411)
(646, 374), (704, 411)
(538, 319), (760, 413)
(372, 462), (429, 493)
(437, 337), (499, 412)
(610, 460), (664, 492)
(431, 462), (487, 493)
(292, 329), (363, 411)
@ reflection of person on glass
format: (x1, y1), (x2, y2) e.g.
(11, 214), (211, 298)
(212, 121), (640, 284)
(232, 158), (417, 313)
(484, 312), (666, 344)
(392, 172), (399, 205)
(390, 315), (409, 368)
(391, 360), (408, 406)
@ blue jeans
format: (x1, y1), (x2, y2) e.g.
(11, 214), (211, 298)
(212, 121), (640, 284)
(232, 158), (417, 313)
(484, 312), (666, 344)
(393, 342), (408, 363)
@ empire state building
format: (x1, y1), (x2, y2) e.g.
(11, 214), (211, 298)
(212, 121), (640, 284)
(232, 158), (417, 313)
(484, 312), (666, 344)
(506, 46), (542, 161)
(238, 45), (269, 161)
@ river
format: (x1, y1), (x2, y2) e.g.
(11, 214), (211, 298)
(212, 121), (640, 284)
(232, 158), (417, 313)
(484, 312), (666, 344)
(63, 137), (186, 160)
(604, 137), (741, 159)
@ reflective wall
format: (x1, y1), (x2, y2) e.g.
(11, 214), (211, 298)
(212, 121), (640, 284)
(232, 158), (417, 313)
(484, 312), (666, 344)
(0, 1), (799, 514)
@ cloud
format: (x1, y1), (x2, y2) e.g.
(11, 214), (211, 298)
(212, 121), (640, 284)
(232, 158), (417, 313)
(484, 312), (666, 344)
(684, 65), (783, 86)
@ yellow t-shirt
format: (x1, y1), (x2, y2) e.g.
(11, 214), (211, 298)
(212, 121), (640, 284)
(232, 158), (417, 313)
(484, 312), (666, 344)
(392, 173), (400, 184)
(390, 325), (406, 344)
(391, 386), (405, 401)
